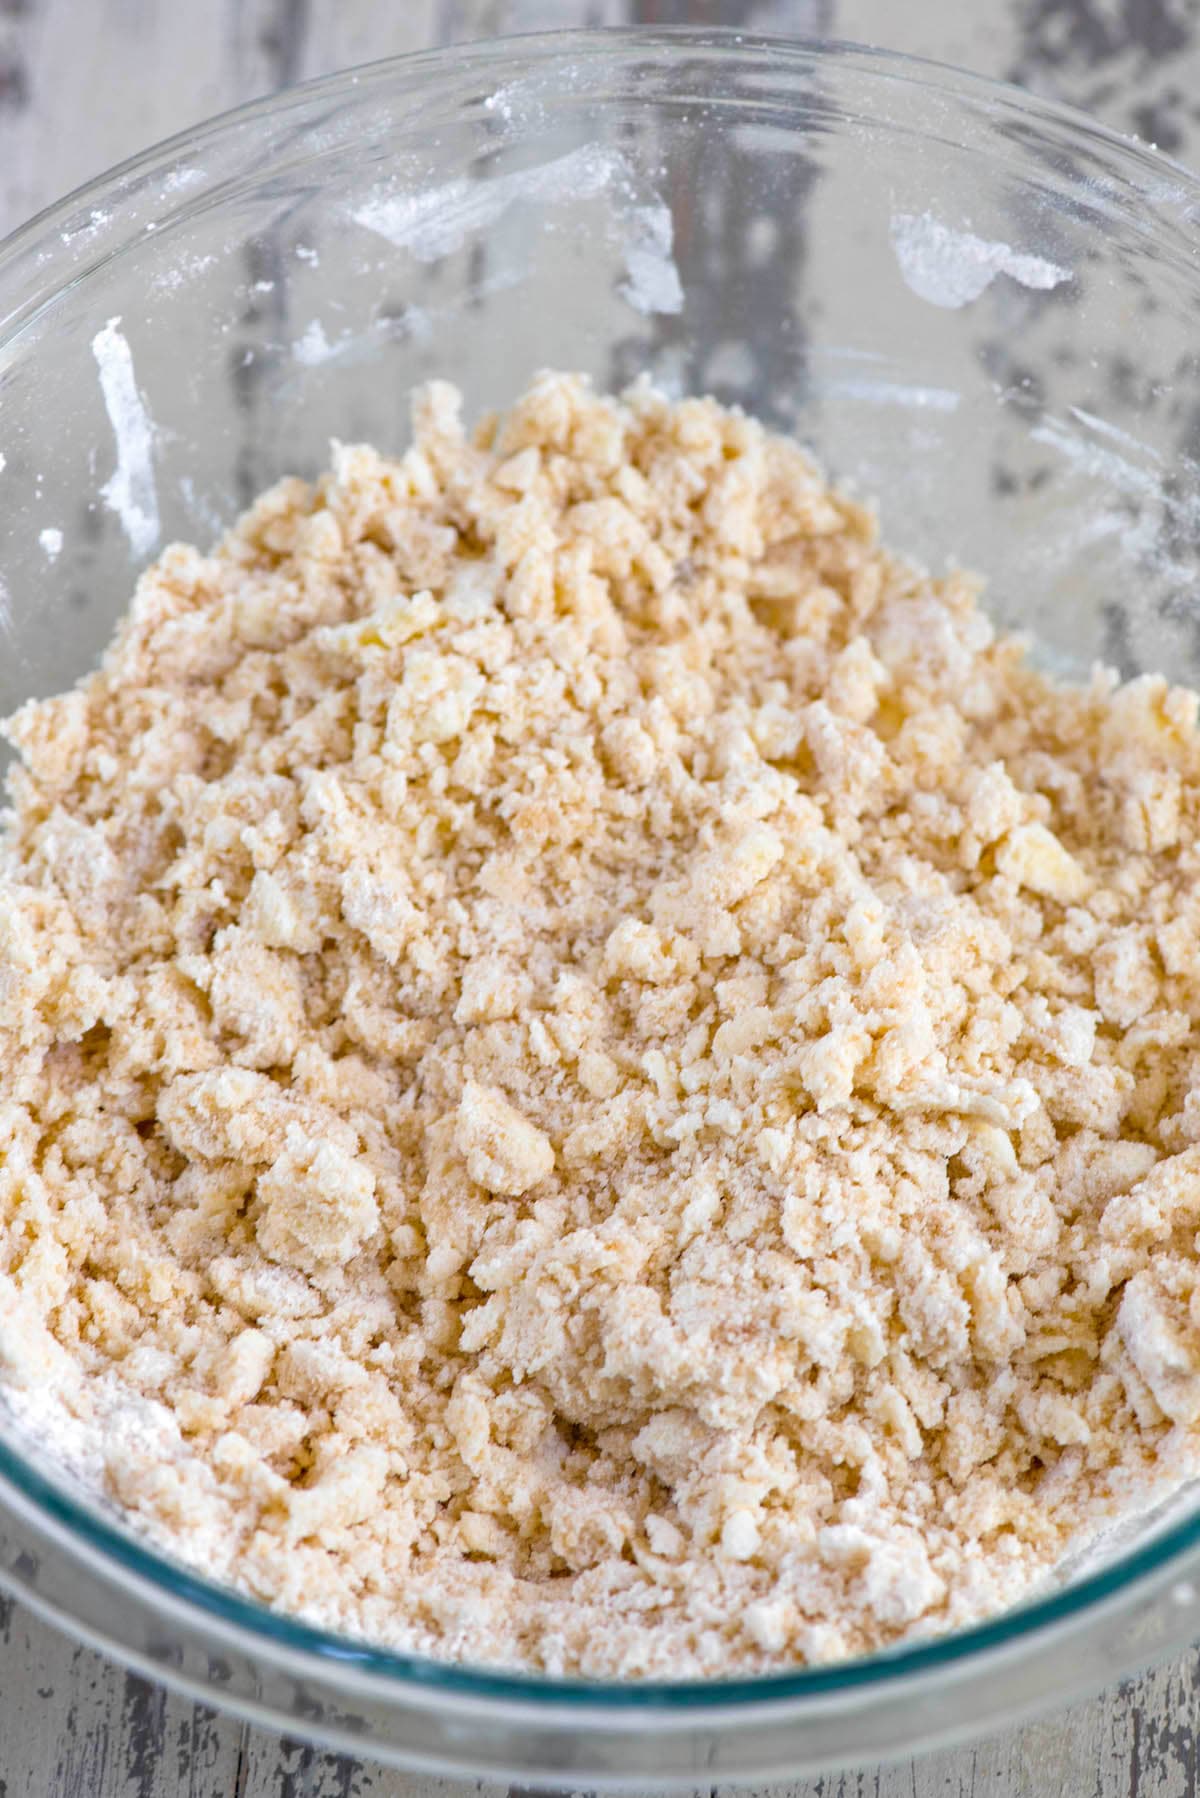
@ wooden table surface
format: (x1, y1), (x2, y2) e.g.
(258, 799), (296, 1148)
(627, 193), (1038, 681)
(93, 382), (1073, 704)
(3, 1), (1200, 1793)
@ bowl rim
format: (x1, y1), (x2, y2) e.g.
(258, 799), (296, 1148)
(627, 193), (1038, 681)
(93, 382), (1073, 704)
(3, 22), (1200, 335)
(3, 20), (1200, 1718)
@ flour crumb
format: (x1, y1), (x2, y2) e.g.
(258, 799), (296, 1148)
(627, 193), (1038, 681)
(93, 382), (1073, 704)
(4, 372), (1200, 1679)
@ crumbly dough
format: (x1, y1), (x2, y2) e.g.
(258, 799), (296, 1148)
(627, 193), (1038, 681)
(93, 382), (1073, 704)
(4, 373), (1200, 1677)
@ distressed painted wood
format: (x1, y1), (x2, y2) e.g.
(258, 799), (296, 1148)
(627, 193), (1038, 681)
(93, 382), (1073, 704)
(0, 1586), (242, 1797)
(4, 1), (1200, 1793)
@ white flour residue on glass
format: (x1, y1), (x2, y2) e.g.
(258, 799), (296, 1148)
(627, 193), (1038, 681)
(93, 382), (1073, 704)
(162, 166), (205, 194)
(891, 213), (1070, 310)
(835, 377), (961, 413)
(60, 208), (111, 246)
(704, 341), (758, 392)
(353, 145), (683, 317)
(179, 477), (226, 540)
(1031, 407), (1200, 587)
(151, 252), (216, 294)
(292, 320), (338, 366)
(353, 146), (615, 260)
(480, 65), (588, 136)
(619, 196), (684, 317)
(382, 302), (434, 344)
(92, 318), (160, 559)
(1032, 410), (1168, 501)
(483, 85), (520, 123)
(39, 528), (63, 562)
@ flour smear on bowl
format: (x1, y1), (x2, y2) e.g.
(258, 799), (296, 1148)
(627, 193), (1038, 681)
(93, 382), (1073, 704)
(3, 373), (1200, 1677)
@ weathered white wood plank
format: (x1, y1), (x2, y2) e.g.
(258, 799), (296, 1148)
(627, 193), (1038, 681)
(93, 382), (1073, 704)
(236, 1725), (514, 1798)
(289, 0), (444, 79)
(0, 0), (443, 240)
(0, 0), (229, 235)
(0, 1588), (243, 1798)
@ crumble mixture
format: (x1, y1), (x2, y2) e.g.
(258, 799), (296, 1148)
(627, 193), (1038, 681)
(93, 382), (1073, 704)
(3, 372), (1200, 1678)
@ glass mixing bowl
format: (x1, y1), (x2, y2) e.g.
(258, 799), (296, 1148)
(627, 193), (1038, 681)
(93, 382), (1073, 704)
(4, 27), (1200, 1789)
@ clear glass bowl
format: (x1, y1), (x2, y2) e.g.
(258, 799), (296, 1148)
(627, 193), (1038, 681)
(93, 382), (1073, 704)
(4, 27), (1200, 1789)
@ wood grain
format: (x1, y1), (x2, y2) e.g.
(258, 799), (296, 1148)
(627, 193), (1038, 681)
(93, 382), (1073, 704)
(3, 1), (1200, 1794)
(0, 1587), (242, 1798)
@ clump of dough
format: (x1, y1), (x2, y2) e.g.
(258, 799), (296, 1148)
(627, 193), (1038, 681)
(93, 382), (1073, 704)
(5, 371), (1200, 1679)
(454, 1082), (554, 1196)
(257, 1128), (379, 1272)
